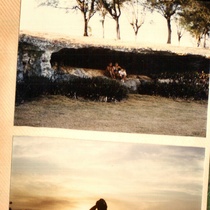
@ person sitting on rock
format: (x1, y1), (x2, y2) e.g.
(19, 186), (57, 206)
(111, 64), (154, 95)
(106, 62), (114, 78)
(113, 62), (121, 79)
(90, 198), (107, 210)
(118, 68), (127, 82)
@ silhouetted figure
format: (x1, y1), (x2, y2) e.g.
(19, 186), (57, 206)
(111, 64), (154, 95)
(90, 198), (107, 210)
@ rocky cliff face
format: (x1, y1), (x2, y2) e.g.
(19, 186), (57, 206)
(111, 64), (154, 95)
(17, 33), (209, 92)
(17, 34), (63, 81)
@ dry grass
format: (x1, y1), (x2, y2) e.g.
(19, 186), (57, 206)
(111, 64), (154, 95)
(14, 94), (208, 137)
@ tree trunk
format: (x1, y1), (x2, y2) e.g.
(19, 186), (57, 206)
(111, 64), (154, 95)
(166, 17), (172, 44)
(178, 33), (181, 45)
(203, 33), (207, 48)
(101, 19), (105, 38)
(135, 29), (139, 42)
(84, 17), (89, 36)
(135, 31), (138, 42)
(116, 17), (120, 40)
(197, 35), (201, 47)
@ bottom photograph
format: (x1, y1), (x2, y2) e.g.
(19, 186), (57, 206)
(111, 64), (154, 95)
(9, 136), (205, 210)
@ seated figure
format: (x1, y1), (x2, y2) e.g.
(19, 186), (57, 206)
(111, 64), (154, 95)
(118, 68), (127, 82)
(113, 62), (121, 77)
(106, 62), (114, 78)
(106, 62), (127, 81)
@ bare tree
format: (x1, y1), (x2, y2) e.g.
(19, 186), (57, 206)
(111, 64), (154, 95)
(100, 0), (128, 40)
(124, 0), (146, 41)
(174, 16), (185, 45)
(98, 2), (108, 38)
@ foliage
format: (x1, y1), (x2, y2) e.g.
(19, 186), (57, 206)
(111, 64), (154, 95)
(146, 0), (182, 15)
(178, 0), (210, 48)
(37, 0), (71, 11)
(16, 76), (53, 101)
(15, 76), (128, 104)
(138, 71), (209, 100)
(146, 0), (184, 44)
(36, 0), (210, 47)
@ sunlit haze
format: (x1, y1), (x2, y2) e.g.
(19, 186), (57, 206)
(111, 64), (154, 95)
(10, 137), (205, 210)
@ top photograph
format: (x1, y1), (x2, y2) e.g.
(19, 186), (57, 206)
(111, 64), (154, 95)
(14, 0), (210, 137)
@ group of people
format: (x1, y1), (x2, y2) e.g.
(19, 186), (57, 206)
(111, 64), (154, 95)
(106, 62), (127, 82)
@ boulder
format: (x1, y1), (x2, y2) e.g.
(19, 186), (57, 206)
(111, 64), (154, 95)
(124, 79), (141, 93)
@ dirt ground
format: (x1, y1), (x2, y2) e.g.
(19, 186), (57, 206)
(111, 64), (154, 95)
(14, 94), (208, 137)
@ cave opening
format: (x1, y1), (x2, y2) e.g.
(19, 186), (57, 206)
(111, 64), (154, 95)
(50, 47), (210, 76)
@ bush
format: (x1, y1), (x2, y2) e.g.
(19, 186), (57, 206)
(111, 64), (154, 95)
(61, 76), (128, 101)
(15, 76), (128, 104)
(16, 76), (56, 103)
(138, 72), (209, 100)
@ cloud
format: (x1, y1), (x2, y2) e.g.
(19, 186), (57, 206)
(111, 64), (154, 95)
(11, 194), (77, 210)
(10, 137), (205, 210)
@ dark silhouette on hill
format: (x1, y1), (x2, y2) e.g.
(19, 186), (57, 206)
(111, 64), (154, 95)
(90, 198), (107, 210)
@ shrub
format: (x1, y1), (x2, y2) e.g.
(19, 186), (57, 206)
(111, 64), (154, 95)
(16, 76), (55, 103)
(138, 72), (209, 100)
(15, 76), (128, 104)
(62, 76), (128, 101)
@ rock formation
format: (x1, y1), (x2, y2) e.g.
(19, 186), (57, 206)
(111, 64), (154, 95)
(17, 33), (209, 93)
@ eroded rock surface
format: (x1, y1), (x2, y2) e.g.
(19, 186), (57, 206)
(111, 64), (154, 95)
(17, 33), (209, 93)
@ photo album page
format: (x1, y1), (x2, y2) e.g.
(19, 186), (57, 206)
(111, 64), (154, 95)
(1, 1), (210, 210)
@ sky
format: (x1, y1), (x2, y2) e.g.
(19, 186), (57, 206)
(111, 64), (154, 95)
(10, 136), (205, 210)
(18, 0), (200, 47)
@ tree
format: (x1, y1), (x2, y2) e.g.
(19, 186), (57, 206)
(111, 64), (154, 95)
(73, 0), (99, 36)
(124, 0), (146, 41)
(146, 0), (183, 44)
(178, 0), (210, 48)
(37, 0), (99, 37)
(100, 0), (127, 40)
(98, 2), (108, 38)
(174, 16), (185, 45)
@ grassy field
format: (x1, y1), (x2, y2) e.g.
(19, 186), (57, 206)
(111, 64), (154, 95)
(14, 94), (208, 137)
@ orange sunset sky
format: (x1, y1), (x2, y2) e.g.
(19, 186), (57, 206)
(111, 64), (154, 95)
(10, 136), (205, 210)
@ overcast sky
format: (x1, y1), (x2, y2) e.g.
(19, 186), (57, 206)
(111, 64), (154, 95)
(10, 136), (205, 210)
(18, 0), (197, 47)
